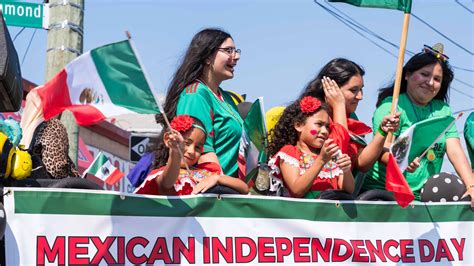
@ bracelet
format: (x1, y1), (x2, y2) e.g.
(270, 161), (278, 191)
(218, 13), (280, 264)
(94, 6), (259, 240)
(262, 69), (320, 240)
(467, 184), (474, 190)
(377, 126), (388, 137)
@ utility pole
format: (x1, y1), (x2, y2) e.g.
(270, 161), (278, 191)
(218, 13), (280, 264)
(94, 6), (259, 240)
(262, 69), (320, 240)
(45, 0), (84, 164)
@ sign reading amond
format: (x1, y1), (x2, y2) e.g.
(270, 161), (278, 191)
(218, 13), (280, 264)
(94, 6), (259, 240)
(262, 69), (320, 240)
(0, 1), (49, 29)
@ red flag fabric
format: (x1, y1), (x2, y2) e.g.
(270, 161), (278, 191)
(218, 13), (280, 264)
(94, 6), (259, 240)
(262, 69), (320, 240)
(386, 153), (414, 207)
(347, 118), (372, 136)
(329, 122), (350, 154)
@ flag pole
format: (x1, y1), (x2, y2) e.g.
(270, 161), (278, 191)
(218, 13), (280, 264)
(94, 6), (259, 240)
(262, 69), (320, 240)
(387, 12), (411, 143)
(125, 31), (191, 173)
(418, 113), (464, 160)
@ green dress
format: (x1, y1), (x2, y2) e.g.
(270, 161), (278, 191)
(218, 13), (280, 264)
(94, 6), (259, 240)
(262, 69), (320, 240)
(464, 112), (474, 171)
(176, 80), (243, 176)
(363, 93), (458, 200)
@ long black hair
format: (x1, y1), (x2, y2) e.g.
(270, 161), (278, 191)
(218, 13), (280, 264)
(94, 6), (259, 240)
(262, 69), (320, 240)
(267, 100), (331, 158)
(155, 28), (232, 126)
(376, 52), (454, 107)
(152, 116), (206, 168)
(300, 58), (365, 99)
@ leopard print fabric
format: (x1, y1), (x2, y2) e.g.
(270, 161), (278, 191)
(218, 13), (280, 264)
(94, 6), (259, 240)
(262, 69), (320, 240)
(32, 119), (79, 178)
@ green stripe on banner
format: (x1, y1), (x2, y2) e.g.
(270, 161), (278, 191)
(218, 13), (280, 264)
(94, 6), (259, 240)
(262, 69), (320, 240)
(13, 190), (473, 222)
(90, 40), (160, 114)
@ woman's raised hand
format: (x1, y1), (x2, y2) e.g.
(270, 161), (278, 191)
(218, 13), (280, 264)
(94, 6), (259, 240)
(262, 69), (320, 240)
(322, 76), (345, 110)
(380, 112), (401, 134)
(406, 157), (420, 173)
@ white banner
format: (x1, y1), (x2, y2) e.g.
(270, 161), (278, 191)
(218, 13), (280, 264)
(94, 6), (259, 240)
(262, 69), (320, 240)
(3, 188), (473, 265)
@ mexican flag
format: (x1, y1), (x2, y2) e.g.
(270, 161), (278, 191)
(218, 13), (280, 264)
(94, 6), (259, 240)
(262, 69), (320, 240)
(83, 152), (124, 185)
(36, 40), (160, 126)
(386, 116), (455, 207)
(238, 98), (268, 184)
(328, 0), (412, 13)
(390, 116), (455, 172)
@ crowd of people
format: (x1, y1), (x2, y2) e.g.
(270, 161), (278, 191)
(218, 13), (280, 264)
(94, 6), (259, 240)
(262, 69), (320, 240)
(131, 27), (474, 207)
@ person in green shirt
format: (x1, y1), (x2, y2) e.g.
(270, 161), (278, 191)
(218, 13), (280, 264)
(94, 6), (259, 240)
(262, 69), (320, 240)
(155, 28), (243, 177)
(464, 112), (474, 171)
(364, 44), (474, 204)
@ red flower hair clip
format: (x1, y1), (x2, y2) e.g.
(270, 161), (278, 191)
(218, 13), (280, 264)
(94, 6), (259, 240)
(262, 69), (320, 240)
(300, 96), (321, 114)
(170, 115), (195, 133)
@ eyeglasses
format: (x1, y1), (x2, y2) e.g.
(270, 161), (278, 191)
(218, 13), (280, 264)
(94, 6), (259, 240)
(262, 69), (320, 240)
(218, 47), (241, 56)
(422, 44), (449, 62)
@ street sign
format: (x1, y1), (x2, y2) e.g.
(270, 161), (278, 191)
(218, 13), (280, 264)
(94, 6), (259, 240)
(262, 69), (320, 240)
(0, 1), (49, 29)
(129, 135), (150, 162)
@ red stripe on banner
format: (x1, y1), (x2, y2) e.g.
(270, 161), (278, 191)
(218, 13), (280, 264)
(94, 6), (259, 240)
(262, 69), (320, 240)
(105, 169), (125, 185)
(37, 69), (73, 120)
(386, 153), (414, 208)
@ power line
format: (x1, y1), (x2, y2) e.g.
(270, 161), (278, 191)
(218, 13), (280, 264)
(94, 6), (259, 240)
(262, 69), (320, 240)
(13, 27), (26, 42)
(453, 78), (474, 89)
(21, 29), (37, 67)
(451, 86), (474, 99)
(322, 0), (474, 74)
(315, 0), (474, 96)
(411, 13), (473, 56)
(455, 0), (474, 14)
(453, 108), (474, 115)
(315, 1), (398, 56)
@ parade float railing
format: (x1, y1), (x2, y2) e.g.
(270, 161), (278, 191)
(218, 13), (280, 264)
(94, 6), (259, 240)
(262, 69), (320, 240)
(3, 187), (473, 265)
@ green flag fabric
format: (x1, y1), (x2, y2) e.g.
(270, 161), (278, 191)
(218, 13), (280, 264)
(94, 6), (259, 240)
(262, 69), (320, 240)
(238, 98), (268, 183)
(390, 116), (455, 171)
(464, 112), (474, 171)
(328, 0), (412, 13)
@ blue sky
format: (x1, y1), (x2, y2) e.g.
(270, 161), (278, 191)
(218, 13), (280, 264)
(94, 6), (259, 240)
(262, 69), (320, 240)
(9, 0), (474, 170)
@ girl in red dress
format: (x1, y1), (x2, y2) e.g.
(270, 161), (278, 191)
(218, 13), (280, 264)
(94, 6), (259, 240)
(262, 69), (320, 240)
(135, 115), (248, 196)
(267, 96), (354, 198)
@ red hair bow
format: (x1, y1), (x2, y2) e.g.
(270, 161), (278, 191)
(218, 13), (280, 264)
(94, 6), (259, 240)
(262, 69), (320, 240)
(300, 96), (321, 114)
(170, 115), (195, 133)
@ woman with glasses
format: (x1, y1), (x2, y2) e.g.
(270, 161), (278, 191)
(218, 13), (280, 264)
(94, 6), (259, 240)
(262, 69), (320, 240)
(363, 44), (474, 204)
(156, 28), (243, 178)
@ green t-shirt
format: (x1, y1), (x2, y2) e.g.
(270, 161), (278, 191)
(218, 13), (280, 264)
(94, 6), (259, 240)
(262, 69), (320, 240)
(176, 81), (243, 176)
(363, 93), (459, 200)
(464, 112), (474, 171)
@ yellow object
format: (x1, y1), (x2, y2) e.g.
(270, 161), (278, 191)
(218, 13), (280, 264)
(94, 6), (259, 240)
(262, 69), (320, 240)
(265, 106), (285, 133)
(10, 148), (32, 180)
(0, 132), (32, 179)
(227, 90), (246, 105)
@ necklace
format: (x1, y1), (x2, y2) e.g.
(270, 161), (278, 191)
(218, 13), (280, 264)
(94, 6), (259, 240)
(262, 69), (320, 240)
(410, 99), (432, 122)
(196, 79), (243, 126)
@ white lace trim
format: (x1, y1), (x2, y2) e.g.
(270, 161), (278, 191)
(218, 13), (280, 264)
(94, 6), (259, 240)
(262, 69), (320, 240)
(174, 177), (195, 192)
(318, 161), (343, 179)
(268, 151), (299, 195)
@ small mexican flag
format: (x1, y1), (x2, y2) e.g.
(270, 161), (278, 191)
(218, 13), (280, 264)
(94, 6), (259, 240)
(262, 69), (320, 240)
(37, 40), (160, 126)
(328, 0), (412, 13)
(386, 115), (455, 207)
(238, 98), (268, 184)
(83, 152), (124, 185)
(390, 116), (455, 172)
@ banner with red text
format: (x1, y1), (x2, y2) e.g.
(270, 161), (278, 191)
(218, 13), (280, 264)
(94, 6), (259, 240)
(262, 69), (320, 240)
(3, 188), (473, 265)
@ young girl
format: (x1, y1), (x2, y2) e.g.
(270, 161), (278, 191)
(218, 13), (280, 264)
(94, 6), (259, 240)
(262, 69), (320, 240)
(135, 115), (248, 196)
(267, 96), (354, 198)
